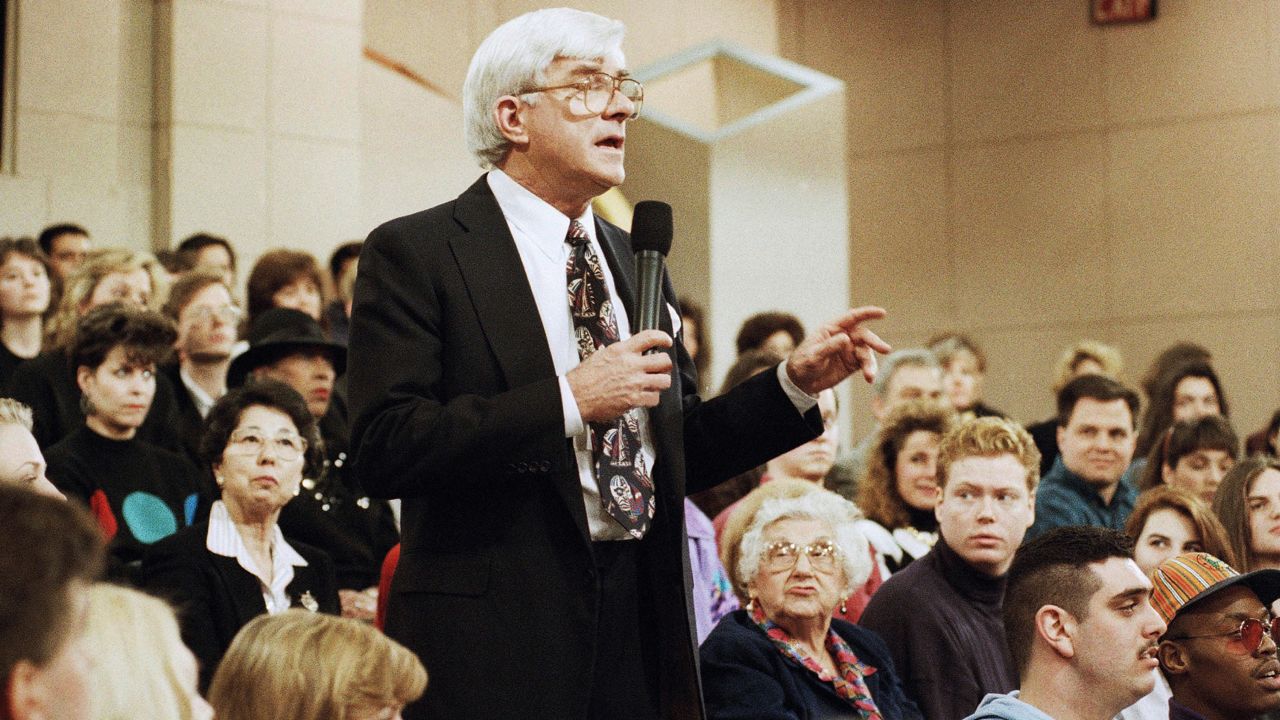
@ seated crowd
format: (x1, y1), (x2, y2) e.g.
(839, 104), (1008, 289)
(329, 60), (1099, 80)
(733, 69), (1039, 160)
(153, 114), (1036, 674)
(0, 223), (1278, 720)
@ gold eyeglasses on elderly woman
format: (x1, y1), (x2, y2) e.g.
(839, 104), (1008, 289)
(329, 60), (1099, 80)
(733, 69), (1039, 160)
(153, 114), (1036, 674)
(699, 489), (923, 720)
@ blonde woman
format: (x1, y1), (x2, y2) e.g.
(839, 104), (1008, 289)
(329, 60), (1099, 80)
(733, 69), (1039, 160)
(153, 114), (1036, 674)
(84, 583), (213, 720)
(6, 248), (180, 449)
(210, 610), (427, 720)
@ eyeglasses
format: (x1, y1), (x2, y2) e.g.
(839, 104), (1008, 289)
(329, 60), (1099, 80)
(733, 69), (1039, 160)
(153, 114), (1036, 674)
(1172, 616), (1280, 654)
(522, 72), (644, 119)
(187, 304), (242, 324)
(761, 540), (841, 573)
(226, 428), (307, 461)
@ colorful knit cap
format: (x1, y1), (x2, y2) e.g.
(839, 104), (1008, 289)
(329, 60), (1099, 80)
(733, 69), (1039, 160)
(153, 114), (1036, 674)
(1149, 552), (1280, 626)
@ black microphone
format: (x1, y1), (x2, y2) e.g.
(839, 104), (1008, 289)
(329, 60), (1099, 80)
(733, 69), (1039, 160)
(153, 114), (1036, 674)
(630, 201), (673, 340)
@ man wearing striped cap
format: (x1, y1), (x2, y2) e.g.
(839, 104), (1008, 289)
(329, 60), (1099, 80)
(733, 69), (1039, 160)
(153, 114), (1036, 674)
(1151, 552), (1280, 720)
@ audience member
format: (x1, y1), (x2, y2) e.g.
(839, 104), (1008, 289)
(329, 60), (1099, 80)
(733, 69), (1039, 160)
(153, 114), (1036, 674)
(678, 299), (710, 393)
(176, 233), (237, 288)
(245, 249), (326, 329)
(161, 268), (240, 462)
(967, 527), (1165, 720)
(46, 305), (204, 578)
(687, 349), (785, 518)
(6, 248), (181, 450)
(36, 222), (91, 282)
(208, 610), (427, 720)
(1134, 361), (1229, 461)
(701, 491), (921, 720)
(1027, 340), (1124, 476)
(83, 583), (213, 720)
(1138, 415), (1239, 504)
(139, 381), (340, 690)
(1150, 552), (1280, 720)
(1027, 374), (1139, 540)
(0, 238), (52, 387)
(1127, 487), (1237, 575)
(826, 348), (944, 501)
(1139, 342), (1212, 403)
(928, 331), (1004, 420)
(230, 308), (397, 614)
(0, 398), (61, 497)
(1214, 456), (1280, 572)
(0, 483), (105, 720)
(856, 399), (955, 576)
(325, 241), (361, 345)
(735, 310), (805, 356)
(1246, 408), (1280, 457)
(861, 417), (1038, 720)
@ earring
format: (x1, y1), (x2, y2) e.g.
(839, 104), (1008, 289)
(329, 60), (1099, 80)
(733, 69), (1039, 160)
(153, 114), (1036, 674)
(215, 475), (225, 488)
(840, 599), (848, 615)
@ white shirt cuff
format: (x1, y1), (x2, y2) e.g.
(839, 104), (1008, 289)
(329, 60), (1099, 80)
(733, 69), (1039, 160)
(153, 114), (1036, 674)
(777, 362), (818, 415)
(559, 375), (585, 438)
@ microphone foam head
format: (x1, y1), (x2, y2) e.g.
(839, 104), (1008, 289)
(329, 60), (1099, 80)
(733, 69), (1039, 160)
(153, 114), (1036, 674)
(630, 201), (673, 256)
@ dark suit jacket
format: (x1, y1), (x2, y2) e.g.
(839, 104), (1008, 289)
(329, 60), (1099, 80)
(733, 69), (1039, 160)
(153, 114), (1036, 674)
(138, 521), (340, 691)
(348, 177), (821, 720)
(700, 610), (922, 720)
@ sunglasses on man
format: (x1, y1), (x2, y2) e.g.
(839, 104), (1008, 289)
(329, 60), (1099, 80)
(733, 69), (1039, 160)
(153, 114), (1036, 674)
(1170, 616), (1280, 654)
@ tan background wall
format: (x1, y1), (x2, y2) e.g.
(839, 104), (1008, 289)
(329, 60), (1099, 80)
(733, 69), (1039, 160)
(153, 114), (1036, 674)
(1, 0), (1277, 442)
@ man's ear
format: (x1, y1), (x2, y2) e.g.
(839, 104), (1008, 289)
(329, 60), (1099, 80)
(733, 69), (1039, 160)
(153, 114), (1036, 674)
(494, 96), (529, 146)
(6, 659), (44, 720)
(870, 395), (885, 422)
(1035, 605), (1076, 659)
(1158, 640), (1191, 676)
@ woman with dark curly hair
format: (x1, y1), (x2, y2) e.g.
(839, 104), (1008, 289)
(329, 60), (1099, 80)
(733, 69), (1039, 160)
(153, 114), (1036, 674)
(139, 380), (339, 691)
(855, 400), (955, 576)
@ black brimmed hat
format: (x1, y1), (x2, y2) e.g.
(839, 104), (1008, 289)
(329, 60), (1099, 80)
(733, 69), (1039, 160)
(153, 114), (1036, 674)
(227, 308), (346, 388)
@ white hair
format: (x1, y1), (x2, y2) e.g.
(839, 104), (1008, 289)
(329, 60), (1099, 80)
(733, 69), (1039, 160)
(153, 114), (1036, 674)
(462, 8), (626, 168)
(736, 491), (872, 598)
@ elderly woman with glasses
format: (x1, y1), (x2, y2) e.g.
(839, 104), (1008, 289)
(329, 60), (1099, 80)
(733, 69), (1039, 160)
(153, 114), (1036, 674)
(700, 490), (921, 720)
(139, 380), (339, 691)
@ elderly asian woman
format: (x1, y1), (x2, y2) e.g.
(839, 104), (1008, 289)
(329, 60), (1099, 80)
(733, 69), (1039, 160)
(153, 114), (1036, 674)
(139, 380), (339, 690)
(700, 490), (921, 720)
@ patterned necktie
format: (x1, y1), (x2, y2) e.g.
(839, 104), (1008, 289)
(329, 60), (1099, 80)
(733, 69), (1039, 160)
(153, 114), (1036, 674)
(565, 219), (655, 538)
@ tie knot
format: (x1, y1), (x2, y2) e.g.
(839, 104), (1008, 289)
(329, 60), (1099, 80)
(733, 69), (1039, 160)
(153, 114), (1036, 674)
(566, 220), (590, 247)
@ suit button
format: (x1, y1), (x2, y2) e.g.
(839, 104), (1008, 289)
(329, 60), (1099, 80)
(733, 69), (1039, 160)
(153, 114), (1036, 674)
(517, 462), (529, 473)
(539, 461), (551, 472)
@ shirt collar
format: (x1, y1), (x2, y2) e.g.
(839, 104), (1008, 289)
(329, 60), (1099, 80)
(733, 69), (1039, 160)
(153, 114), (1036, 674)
(178, 365), (220, 418)
(206, 500), (308, 569)
(487, 168), (597, 261)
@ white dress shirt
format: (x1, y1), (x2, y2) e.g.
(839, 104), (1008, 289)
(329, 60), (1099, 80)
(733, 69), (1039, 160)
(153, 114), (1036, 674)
(206, 500), (309, 614)
(487, 169), (817, 540)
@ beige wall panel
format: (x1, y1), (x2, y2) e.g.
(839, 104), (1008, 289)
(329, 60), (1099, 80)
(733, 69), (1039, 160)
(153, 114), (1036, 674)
(273, 0), (362, 22)
(15, 111), (119, 180)
(168, 126), (268, 251)
(1108, 313), (1280, 437)
(1104, 0), (1278, 124)
(270, 14), (362, 141)
(1106, 115), (1280, 316)
(0, 176), (50, 236)
(359, 63), (480, 233)
(951, 133), (1111, 327)
(950, 0), (1106, 143)
(848, 149), (951, 335)
(172, 1), (269, 129)
(269, 137), (363, 251)
(119, 123), (151, 188)
(16, 0), (120, 117)
(46, 176), (130, 247)
(792, 0), (947, 153)
(119, 0), (154, 125)
(363, 0), (482, 100)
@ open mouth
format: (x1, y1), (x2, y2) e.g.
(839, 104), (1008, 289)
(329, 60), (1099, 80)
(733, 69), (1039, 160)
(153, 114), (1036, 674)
(596, 136), (624, 150)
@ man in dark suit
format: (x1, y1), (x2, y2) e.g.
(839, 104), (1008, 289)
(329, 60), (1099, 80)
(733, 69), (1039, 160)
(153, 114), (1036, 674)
(348, 8), (890, 720)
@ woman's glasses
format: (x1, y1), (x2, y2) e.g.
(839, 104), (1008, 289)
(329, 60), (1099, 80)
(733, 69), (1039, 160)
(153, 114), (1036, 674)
(760, 541), (840, 573)
(226, 428), (307, 462)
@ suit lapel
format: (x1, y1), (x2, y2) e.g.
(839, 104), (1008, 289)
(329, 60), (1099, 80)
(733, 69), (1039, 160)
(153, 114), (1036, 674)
(450, 178), (591, 544)
(210, 554), (268, 624)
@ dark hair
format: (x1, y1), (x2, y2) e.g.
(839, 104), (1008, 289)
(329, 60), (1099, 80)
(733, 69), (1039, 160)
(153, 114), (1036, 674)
(858, 400), (955, 528)
(1139, 415), (1240, 491)
(328, 241), (362, 284)
(1125, 486), (1236, 567)
(1003, 526), (1134, 677)
(677, 299), (709, 384)
(163, 267), (232, 322)
(1135, 361), (1229, 458)
(177, 233), (237, 273)
(0, 484), (105, 685)
(718, 348), (785, 396)
(1264, 408), (1280, 456)
(1055, 374), (1141, 429)
(734, 311), (804, 356)
(0, 237), (54, 323)
(200, 379), (324, 478)
(70, 304), (177, 373)
(246, 249), (325, 327)
(1213, 456), (1280, 571)
(1140, 342), (1212, 399)
(36, 223), (88, 256)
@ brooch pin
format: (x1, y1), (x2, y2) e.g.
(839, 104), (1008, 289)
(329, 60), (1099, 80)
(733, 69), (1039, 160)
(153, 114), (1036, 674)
(298, 591), (319, 613)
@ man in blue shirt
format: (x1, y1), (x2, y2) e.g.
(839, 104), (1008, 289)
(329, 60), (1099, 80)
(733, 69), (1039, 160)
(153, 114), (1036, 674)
(1026, 374), (1140, 540)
